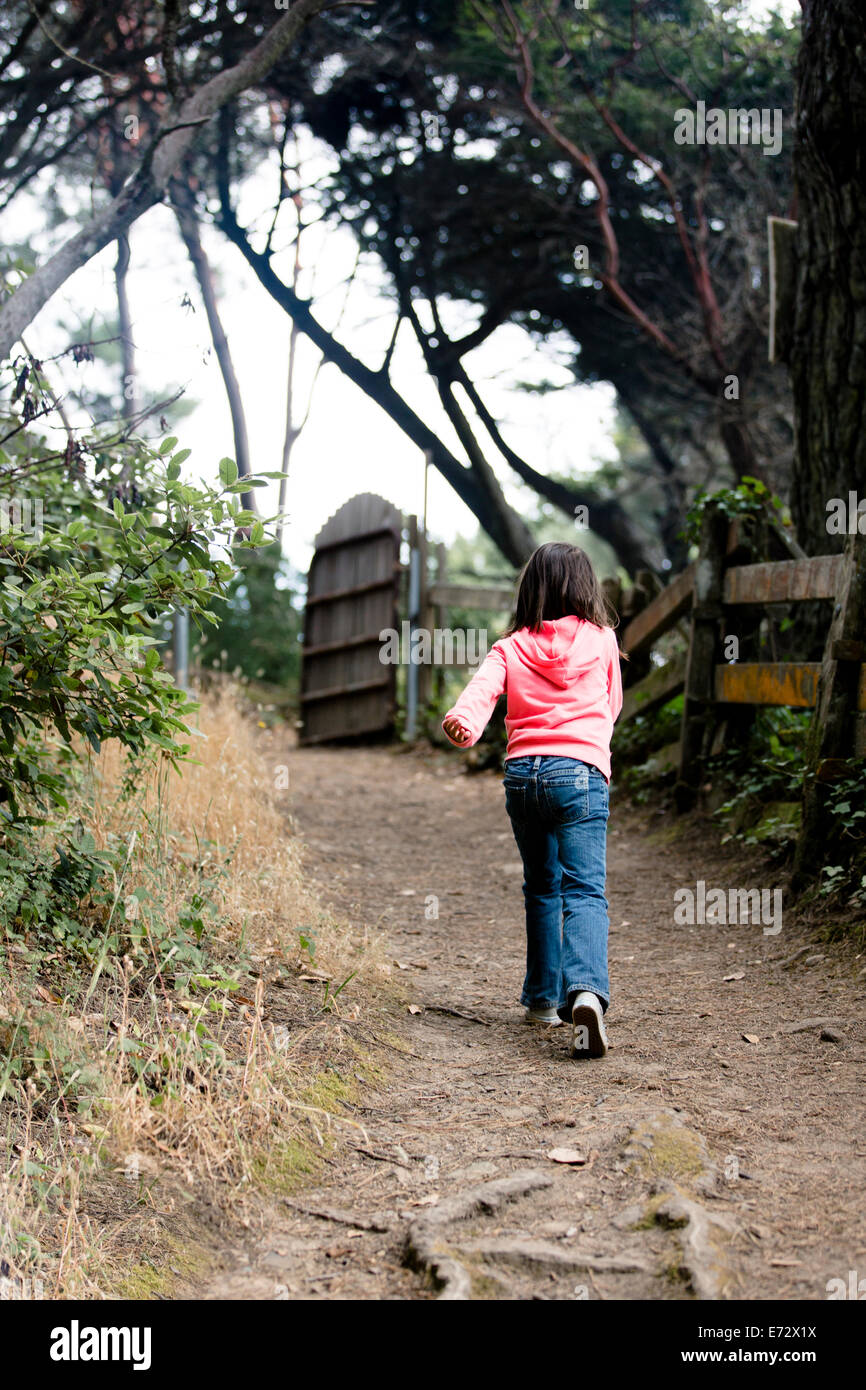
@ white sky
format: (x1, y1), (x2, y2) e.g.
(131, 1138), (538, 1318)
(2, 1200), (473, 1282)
(7, 0), (800, 577)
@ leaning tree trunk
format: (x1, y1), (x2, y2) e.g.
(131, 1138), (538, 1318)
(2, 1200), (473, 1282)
(172, 183), (257, 515)
(114, 233), (139, 424)
(789, 0), (866, 554)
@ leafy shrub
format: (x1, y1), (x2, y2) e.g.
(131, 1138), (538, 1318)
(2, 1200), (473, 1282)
(0, 367), (275, 947)
(681, 475), (788, 548)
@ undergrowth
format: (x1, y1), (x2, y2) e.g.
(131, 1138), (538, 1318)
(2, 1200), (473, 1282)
(0, 686), (382, 1298)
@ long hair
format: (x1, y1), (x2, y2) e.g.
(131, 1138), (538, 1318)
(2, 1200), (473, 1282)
(505, 542), (616, 635)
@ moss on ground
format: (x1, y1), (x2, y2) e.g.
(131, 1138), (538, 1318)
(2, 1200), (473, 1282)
(627, 1117), (708, 1183)
(115, 1233), (210, 1300)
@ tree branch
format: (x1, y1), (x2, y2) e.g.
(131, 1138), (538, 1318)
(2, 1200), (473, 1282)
(0, 0), (328, 362)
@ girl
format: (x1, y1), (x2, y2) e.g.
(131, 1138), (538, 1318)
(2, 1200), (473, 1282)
(442, 543), (622, 1059)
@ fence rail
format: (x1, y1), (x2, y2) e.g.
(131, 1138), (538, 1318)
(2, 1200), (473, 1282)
(617, 504), (866, 876)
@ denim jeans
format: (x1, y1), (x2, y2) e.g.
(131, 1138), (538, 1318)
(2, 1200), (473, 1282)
(503, 755), (610, 1020)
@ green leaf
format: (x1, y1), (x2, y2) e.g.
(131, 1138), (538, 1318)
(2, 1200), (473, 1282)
(219, 457), (239, 487)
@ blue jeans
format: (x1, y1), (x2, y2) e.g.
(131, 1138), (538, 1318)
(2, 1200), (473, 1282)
(503, 755), (610, 1020)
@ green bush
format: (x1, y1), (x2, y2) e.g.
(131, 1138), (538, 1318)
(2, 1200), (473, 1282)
(0, 368), (275, 947)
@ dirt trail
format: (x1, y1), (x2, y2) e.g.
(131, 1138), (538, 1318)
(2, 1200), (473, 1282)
(204, 744), (866, 1301)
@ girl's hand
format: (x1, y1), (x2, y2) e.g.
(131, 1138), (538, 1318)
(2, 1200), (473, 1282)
(443, 716), (471, 746)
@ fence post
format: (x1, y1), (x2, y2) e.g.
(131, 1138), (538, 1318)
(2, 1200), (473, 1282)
(710, 512), (768, 757)
(619, 571), (660, 688)
(792, 528), (866, 890)
(675, 501), (729, 811)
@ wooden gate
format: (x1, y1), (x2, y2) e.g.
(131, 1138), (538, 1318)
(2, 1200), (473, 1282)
(299, 493), (403, 744)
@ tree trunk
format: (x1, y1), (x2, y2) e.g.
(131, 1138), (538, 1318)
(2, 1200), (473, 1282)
(789, 0), (866, 553)
(172, 183), (256, 513)
(277, 195), (306, 547)
(114, 233), (138, 423)
(448, 359), (661, 575)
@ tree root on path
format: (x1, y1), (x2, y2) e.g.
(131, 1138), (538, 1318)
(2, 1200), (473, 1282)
(421, 1004), (493, 1026)
(404, 1169), (553, 1300)
(623, 1111), (741, 1299)
(458, 1238), (655, 1277)
(654, 1191), (740, 1299)
(281, 1198), (393, 1233)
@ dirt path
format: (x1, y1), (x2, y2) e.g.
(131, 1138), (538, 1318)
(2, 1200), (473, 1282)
(205, 744), (866, 1301)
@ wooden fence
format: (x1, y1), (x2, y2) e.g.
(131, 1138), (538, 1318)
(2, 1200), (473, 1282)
(616, 504), (866, 831)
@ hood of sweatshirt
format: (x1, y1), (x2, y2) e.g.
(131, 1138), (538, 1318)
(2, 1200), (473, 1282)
(507, 616), (607, 688)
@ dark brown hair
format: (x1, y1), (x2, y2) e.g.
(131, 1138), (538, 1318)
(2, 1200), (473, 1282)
(505, 542), (616, 635)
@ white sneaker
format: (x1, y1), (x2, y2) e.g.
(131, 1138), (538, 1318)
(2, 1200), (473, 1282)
(571, 992), (608, 1058)
(524, 1006), (563, 1026)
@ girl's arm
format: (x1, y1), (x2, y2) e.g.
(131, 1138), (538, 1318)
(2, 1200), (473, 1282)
(441, 644), (507, 747)
(607, 627), (624, 722)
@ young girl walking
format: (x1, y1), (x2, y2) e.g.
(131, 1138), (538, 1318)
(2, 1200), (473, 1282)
(442, 543), (622, 1059)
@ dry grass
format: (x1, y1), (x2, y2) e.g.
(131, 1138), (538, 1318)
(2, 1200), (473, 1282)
(0, 683), (384, 1299)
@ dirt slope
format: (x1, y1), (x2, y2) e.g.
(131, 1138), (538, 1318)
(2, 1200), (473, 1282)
(203, 744), (866, 1301)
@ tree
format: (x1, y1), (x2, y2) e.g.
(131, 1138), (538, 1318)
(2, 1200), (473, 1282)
(217, 169), (538, 567)
(256, 0), (797, 565)
(0, 0), (328, 361)
(789, 0), (866, 551)
(171, 175), (257, 511)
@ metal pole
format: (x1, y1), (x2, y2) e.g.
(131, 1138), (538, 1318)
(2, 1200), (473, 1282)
(406, 520), (421, 740)
(423, 448), (431, 533)
(173, 608), (189, 693)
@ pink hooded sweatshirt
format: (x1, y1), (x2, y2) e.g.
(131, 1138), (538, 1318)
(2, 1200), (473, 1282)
(442, 617), (623, 780)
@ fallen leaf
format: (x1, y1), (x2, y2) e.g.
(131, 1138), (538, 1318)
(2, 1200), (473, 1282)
(723, 971), (745, 982)
(742, 1033), (759, 1045)
(34, 983), (62, 1005)
(769, 1257), (802, 1268)
(547, 1147), (587, 1166)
